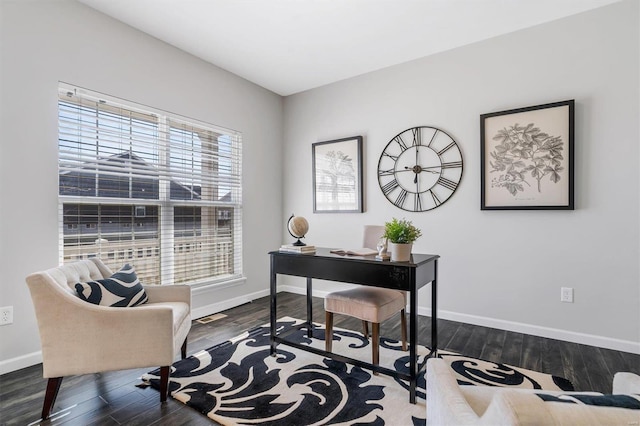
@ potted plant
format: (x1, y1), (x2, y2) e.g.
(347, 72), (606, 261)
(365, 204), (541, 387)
(383, 218), (422, 262)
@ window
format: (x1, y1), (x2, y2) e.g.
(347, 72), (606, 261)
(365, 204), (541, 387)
(58, 83), (243, 287)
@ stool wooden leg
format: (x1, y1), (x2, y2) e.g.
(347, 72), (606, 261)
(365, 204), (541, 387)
(325, 311), (334, 353)
(400, 309), (408, 351)
(372, 322), (380, 375)
(362, 320), (369, 338)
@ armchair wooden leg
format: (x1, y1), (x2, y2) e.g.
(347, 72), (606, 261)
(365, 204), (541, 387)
(159, 366), (170, 402)
(181, 338), (188, 359)
(42, 377), (63, 420)
(400, 309), (408, 351)
(372, 323), (380, 375)
(362, 320), (369, 339)
(325, 311), (334, 353)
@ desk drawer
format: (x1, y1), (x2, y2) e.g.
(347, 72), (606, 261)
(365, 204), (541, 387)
(272, 254), (415, 290)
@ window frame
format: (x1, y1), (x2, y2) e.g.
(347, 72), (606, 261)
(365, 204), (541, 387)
(57, 83), (244, 288)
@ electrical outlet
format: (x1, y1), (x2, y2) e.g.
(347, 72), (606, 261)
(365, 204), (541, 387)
(561, 287), (574, 303)
(0, 306), (13, 325)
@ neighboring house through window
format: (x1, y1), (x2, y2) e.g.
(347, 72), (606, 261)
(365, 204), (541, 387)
(58, 83), (243, 287)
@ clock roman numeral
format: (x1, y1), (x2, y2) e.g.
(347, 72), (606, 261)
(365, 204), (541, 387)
(378, 168), (395, 177)
(441, 161), (462, 169)
(429, 190), (441, 207)
(412, 128), (421, 146)
(394, 189), (408, 208)
(437, 176), (458, 191)
(382, 152), (399, 161)
(381, 179), (399, 195)
(427, 129), (439, 147)
(394, 135), (408, 151)
(437, 142), (456, 156)
(414, 192), (422, 211)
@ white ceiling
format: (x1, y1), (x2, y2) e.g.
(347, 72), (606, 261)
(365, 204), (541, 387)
(79, 0), (621, 96)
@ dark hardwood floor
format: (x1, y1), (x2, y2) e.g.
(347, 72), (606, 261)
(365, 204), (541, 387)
(1, 292), (638, 425)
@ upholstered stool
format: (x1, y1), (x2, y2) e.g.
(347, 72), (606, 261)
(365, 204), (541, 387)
(325, 286), (407, 369)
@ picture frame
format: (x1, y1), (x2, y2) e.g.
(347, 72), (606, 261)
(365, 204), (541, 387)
(312, 136), (363, 213)
(480, 100), (574, 210)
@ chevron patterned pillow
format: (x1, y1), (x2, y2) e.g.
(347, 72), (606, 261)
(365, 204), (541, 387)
(75, 263), (149, 307)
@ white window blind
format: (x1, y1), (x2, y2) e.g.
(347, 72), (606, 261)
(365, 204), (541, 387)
(58, 83), (243, 287)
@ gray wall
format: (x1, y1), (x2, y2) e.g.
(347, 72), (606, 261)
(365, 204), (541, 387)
(282, 0), (639, 352)
(0, 0), (283, 372)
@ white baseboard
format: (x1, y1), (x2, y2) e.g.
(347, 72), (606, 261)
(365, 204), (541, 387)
(191, 288), (270, 320)
(426, 307), (640, 355)
(280, 285), (640, 355)
(0, 351), (42, 376)
(279, 284), (332, 299)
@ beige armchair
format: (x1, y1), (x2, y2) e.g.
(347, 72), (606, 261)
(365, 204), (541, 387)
(25, 258), (192, 420)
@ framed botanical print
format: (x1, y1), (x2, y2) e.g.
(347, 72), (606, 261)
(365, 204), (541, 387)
(481, 100), (575, 210)
(312, 136), (363, 213)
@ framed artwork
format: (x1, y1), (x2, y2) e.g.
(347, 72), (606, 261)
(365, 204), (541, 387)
(312, 136), (363, 213)
(480, 100), (574, 210)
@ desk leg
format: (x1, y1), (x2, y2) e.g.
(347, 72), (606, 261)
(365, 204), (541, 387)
(432, 259), (438, 356)
(270, 260), (277, 356)
(307, 277), (313, 338)
(409, 287), (417, 404)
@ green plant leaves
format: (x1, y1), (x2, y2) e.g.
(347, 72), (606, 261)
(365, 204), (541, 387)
(383, 218), (422, 244)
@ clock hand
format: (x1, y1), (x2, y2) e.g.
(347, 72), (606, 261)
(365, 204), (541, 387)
(404, 166), (441, 174)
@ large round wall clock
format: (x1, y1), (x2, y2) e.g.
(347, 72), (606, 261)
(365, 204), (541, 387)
(377, 126), (463, 212)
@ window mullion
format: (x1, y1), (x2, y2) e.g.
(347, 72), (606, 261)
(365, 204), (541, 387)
(158, 115), (174, 286)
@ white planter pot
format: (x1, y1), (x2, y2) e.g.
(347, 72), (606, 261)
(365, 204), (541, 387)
(389, 242), (413, 262)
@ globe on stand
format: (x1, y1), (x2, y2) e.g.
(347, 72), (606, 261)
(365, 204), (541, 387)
(287, 214), (309, 246)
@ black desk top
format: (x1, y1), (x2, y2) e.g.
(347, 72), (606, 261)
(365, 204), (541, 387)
(270, 247), (439, 268)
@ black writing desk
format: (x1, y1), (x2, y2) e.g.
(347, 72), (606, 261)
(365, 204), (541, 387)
(269, 247), (439, 403)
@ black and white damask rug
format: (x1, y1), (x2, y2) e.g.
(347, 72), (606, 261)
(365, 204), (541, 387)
(142, 317), (573, 425)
